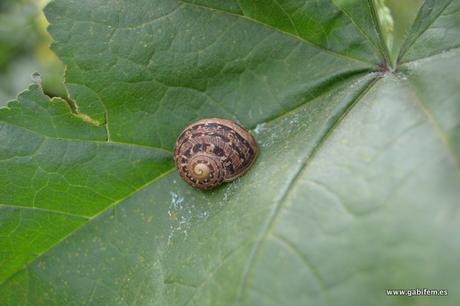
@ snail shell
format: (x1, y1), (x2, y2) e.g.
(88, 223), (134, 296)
(174, 118), (258, 190)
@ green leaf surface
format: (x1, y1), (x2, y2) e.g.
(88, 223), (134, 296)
(399, 0), (460, 62)
(1, 0), (459, 305)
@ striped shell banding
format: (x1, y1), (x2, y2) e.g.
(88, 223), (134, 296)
(174, 118), (258, 190)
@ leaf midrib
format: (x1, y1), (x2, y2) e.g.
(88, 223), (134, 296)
(233, 73), (460, 305)
(180, 0), (377, 66)
(233, 76), (379, 306)
(398, 0), (454, 62)
(402, 76), (460, 169)
(331, 0), (388, 63)
(400, 46), (460, 66)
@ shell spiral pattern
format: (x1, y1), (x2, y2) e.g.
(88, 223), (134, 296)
(174, 118), (258, 190)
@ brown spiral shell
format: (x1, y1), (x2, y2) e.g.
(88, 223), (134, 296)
(174, 118), (258, 190)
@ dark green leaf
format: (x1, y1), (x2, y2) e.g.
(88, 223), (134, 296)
(1, 0), (459, 305)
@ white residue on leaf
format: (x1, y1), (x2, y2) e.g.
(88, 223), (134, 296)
(197, 210), (209, 221)
(404, 49), (458, 70)
(405, 60), (420, 70)
(167, 191), (189, 244)
(349, 78), (363, 89)
(288, 113), (300, 126)
(261, 129), (277, 148)
(440, 49), (456, 59)
(167, 190), (213, 244)
(222, 178), (239, 203)
(253, 123), (267, 135)
(170, 191), (184, 210)
(395, 72), (408, 81)
(349, 73), (379, 89)
(254, 122), (280, 148)
(253, 109), (305, 149)
(253, 122), (277, 148)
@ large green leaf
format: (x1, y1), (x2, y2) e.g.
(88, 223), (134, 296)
(1, 0), (459, 305)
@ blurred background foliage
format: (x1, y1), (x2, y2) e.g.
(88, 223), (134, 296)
(0, 0), (65, 106)
(0, 0), (423, 107)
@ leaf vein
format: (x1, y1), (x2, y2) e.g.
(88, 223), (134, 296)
(235, 77), (379, 305)
(179, 0), (374, 65)
(0, 204), (90, 220)
(398, 0), (454, 61)
(402, 77), (460, 169)
(0, 168), (175, 286)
